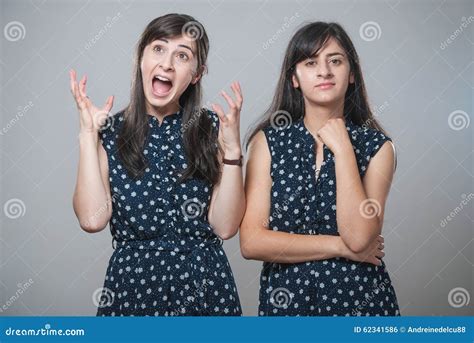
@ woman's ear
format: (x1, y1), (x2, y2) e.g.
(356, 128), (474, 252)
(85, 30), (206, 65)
(349, 71), (355, 84)
(191, 65), (206, 85)
(191, 74), (201, 85)
(292, 74), (299, 89)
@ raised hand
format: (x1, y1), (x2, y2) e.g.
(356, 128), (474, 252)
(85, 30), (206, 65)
(69, 69), (114, 134)
(211, 81), (243, 159)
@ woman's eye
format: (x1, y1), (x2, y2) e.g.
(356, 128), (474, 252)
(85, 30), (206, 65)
(330, 59), (341, 65)
(306, 60), (316, 66)
(153, 45), (163, 53)
(177, 53), (189, 61)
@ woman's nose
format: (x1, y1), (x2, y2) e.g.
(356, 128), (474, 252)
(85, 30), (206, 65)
(317, 62), (332, 77)
(159, 53), (174, 71)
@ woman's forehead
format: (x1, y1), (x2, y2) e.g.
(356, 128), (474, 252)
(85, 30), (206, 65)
(312, 38), (345, 57)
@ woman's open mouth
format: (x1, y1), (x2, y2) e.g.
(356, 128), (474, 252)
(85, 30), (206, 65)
(152, 75), (173, 97)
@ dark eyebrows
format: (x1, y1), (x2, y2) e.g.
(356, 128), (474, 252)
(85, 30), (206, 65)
(326, 52), (345, 58)
(309, 51), (345, 59)
(178, 45), (194, 54)
(156, 38), (194, 55)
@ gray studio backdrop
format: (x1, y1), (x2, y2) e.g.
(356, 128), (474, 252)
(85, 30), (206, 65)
(0, 0), (472, 316)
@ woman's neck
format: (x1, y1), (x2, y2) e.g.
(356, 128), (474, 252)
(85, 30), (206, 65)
(145, 101), (180, 120)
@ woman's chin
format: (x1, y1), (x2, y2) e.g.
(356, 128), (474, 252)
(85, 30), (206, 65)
(146, 93), (174, 109)
(307, 94), (342, 106)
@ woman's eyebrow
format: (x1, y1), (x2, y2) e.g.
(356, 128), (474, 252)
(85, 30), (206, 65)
(177, 44), (194, 54)
(157, 38), (194, 55)
(309, 51), (345, 59)
(325, 52), (345, 58)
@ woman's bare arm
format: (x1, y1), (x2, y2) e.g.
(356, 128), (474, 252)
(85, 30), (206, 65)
(208, 82), (246, 240)
(240, 130), (384, 265)
(70, 70), (114, 233)
(334, 140), (395, 253)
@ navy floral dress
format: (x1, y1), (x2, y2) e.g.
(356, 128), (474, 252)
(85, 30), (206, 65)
(258, 117), (400, 316)
(96, 109), (242, 316)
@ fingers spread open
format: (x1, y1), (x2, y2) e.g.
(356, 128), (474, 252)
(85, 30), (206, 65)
(221, 90), (236, 111)
(211, 103), (227, 123)
(69, 69), (77, 97)
(230, 82), (243, 109)
(78, 75), (87, 99)
(103, 95), (114, 113)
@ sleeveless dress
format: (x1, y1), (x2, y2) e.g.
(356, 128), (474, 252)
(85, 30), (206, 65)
(258, 117), (400, 316)
(96, 109), (242, 316)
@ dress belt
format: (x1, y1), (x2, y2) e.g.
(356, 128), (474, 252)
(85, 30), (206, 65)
(111, 235), (223, 252)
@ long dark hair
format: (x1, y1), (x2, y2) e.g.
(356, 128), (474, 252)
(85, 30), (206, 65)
(117, 13), (220, 184)
(246, 21), (387, 148)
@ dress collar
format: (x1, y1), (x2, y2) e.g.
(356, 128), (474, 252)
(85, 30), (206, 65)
(146, 110), (182, 127)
